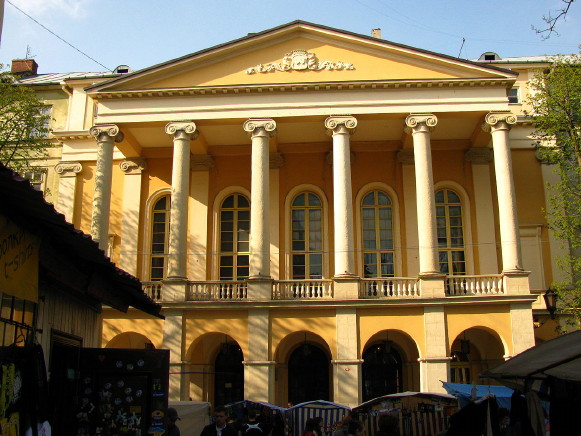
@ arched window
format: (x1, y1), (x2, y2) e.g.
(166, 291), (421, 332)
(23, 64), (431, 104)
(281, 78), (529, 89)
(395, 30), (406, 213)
(435, 189), (466, 274)
(361, 191), (394, 278)
(219, 194), (250, 280)
(290, 192), (323, 279)
(149, 195), (170, 281)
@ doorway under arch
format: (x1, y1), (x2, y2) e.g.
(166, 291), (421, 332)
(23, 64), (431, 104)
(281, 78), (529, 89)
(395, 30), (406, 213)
(214, 341), (244, 406)
(288, 341), (330, 404)
(362, 341), (403, 401)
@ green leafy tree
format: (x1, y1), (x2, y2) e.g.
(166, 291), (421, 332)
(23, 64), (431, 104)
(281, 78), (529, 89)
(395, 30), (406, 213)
(0, 65), (51, 174)
(527, 53), (581, 326)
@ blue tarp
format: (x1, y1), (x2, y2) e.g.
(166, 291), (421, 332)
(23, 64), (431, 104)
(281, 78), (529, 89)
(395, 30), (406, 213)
(442, 382), (514, 410)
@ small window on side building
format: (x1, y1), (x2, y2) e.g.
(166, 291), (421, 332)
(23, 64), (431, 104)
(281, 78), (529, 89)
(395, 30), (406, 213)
(508, 87), (520, 104)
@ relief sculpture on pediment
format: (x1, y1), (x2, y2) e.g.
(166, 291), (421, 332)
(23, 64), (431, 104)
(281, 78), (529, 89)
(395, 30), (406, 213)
(247, 50), (355, 74)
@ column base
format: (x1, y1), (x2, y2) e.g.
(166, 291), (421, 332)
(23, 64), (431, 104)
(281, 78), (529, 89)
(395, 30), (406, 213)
(333, 276), (360, 300)
(503, 270), (531, 295)
(162, 278), (188, 302)
(418, 273), (446, 298)
(247, 277), (273, 301)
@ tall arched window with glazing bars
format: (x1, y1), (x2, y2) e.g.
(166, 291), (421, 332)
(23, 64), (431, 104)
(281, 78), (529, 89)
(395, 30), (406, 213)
(361, 190), (395, 278)
(219, 194), (250, 280)
(149, 194), (171, 281)
(290, 192), (323, 279)
(435, 189), (466, 274)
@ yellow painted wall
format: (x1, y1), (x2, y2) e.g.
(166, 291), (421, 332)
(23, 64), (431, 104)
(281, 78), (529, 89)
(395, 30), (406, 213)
(101, 311), (164, 348)
(141, 36), (502, 90)
(359, 307), (425, 356)
(446, 305), (511, 354)
(185, 310), (249, 358)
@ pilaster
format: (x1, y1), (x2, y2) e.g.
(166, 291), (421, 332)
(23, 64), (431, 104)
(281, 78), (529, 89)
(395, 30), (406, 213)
(269, 152), (284, 280)
(54, 161), (82, 223)
(398, 150), (419, 276)
(466, 148), (498, 274)
(333, 308), (362, 408)
(419, 306), (450, 393)
(162, 309), (187, 401)
(325, 116), (357, 278)
(90, 124), (124, 250)
(189, 155), (213, 281)
(119, 158), (147, 275)
(244, 309), (275, 402)
(509, 302), (535, 355)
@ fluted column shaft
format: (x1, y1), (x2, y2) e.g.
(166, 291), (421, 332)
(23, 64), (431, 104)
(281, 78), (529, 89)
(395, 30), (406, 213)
(405, 114), (440, 275)
(326, 116), (357, 277)
(244, 119), (276, 278)
(485, 112), (522, 272)
(90, 125), (124, 250)
(166, 122), (198, 280)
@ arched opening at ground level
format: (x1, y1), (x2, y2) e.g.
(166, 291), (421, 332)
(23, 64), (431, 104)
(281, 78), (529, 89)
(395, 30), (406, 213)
(105, 331), (154, 349)
(275, 331), (332, 406)
(186, 333), (244, 406)
(362, 329), (420, 400)
(450, 327), (505, 384)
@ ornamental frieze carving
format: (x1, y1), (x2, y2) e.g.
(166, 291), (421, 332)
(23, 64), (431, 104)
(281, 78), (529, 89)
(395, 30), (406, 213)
(246, 50), (355, 74)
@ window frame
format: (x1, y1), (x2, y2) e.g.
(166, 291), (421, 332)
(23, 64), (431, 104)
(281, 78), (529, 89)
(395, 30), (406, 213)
(284, 185), (329, 280)
(355, 183), (402, 277)
(217, 193), (251, 281)
(142, 189), (172, 282)
(434, 184), (473, 275)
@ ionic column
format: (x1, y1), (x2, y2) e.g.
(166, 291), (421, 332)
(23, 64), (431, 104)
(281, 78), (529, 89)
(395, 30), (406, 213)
(165, 121), (198, 280)
(325, 116), (357, 277)
(119, 158), (147, 276)
(243, 119), (277, 280)
(484, 112), (523, 273)
(55, 161), (82, 223)
(405, 114), (439, 275)
(90, 125), (124, 250)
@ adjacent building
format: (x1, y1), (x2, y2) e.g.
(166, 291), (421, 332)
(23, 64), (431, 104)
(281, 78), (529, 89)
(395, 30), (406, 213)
(18, 21), (566, 407)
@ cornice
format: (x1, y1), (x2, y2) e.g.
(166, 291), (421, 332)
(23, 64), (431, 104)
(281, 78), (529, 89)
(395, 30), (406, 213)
(52, 130), (92, 141)
(88, 77), (515, 100)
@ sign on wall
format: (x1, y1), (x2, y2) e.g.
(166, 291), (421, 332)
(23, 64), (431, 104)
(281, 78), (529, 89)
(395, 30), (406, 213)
(0, 215), (40, 302)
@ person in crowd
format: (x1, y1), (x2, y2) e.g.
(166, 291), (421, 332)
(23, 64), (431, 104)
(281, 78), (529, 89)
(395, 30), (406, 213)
(375, 414), (399, 436)
(303, 418), (317, 436)
(314, 417), (324, 436)
(346, 420), (365, 436)
(201, 406), (238, 436)
(240, 409), (271, 436)
(166, 407), (181, 436)
(332, 415), (351, 436)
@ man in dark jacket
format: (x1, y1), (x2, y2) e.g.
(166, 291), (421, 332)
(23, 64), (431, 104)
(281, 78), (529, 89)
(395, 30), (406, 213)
(201, 406), (237, 436)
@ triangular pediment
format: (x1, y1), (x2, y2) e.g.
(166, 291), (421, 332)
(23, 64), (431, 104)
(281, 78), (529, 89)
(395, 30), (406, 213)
(88, 21), (516, 93)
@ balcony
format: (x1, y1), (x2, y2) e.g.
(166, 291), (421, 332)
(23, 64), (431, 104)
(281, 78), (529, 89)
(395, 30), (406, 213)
(142, 274), (507, 303)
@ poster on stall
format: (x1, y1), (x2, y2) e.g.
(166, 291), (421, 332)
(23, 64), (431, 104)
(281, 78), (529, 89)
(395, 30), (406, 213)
(76, 348), (170, 436)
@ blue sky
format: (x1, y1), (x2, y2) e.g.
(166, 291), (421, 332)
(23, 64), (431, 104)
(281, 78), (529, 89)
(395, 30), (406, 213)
(1, 0), (580, 74)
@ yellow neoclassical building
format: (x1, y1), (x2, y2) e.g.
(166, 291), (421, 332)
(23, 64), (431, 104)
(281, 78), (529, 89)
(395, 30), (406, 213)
(19, 21), (566, 407)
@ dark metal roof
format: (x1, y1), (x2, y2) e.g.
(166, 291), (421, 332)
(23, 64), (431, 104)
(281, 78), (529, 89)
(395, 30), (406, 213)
(0, 163), (162, 318)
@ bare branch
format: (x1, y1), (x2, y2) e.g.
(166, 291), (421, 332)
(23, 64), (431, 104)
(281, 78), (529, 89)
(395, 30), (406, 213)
(532, 0), (576, 39)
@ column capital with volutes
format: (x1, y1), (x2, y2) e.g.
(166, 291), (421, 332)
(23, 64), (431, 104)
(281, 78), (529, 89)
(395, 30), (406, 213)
(243, 118), (277, 138)
(404, 114), (438, 134)
(120, 158), (147, 174)
(483, 112), (517, 133)
(165, 121), (199, 140)
(90, 124), (124, 142)
(55, 161), (83, 177)
(325, 116), (357, 136)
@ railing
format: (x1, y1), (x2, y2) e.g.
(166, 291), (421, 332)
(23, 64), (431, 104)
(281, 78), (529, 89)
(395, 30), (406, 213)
(446, 275), (504, 296)
(360, 278), (420, 298)
(188, 281), (248, 301)
(142, 281), (163, 301)
(273, 280), (333, 299)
